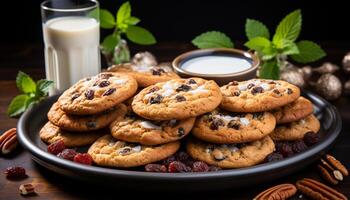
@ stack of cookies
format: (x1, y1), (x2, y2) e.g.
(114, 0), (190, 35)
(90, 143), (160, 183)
(40, 72), (138, 148)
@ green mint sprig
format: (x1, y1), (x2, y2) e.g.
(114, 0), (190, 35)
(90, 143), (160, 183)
(192, 31), (234, 49)
(99, 1), (156, 64)
(7, 71), (53, 117)
(245, 9), (326, 79)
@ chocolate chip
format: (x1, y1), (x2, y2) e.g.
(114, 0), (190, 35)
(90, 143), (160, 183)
(230, 81), (239, 86)
(209, 118), (225, 130)
(168, 119), (180, 127)
(99, 80), (110, 87)
(151, 68), (165, 76)
(148, 86), (160, 93)
(227, 120), (240, 130)
(247, 83), (255, 89)
(175, 95), (186, 102)
(251, 86), (264, 95)
(253, 112), (264, 119)
(86, 121), (97, 129)
(233, 91), (240, 96)
(178, 127), (185, 137)
(85, 90), (94, 100)
(149, 94), (163, 104)
(188, 79), (197, 84)
(273, 89), (280, 95)
(118, 147), (132, 155)
(71, 93), (80, 101)
(103, 88), (116, 96)
(176, 84), (191, 92)
(287, 88), (293, 94)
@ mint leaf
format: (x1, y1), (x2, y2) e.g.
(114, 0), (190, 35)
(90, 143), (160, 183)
(7, 94), (29, 117)
(245, 19), (270, 40)
(99, 9), (116, 29)
(281, 40), (299, 55)
(244, 37), (271, 53)
(192, 31), (234, 49)
(273, 9), (302, 47)
(101, 34), (120, 53)
(125, 16), (140, 25)
(37, 79), (53, 94)
(126, 26), (156, 45)
(259, 59), (280, 80)
(16, 71), (36, 94)
(291, 40), (326, 63)
(117, 2), (131, 28)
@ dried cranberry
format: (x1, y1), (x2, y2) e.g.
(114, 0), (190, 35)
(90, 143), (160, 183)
(265, 152), (284, 162)
(176, 151), (190, 162)
(230, 81), (239, 86)
(98, 80), (110, 87)
(292, 140), (308, 153)
(152, 68), (165, 76)
(145, 164), (167, 172)
(176, 84), (191, 92)
(273, 89), (281, 95)
(277, 142), (294, 157)
(149, 94), (163, 104)
(103, 88), (116, 96)
(99, 73), (113, 79)
(47, 140), (66, 155)
(227, 120), (240, 130)
(177, 127), (185, 137)
(71, 93), (80, 101)
(233, 91), (240, 96)
(303, 132), (320, 146)
(85, 90), (95, 100)
(251, 86), (264, 95)
(287, 88), (293, 94)
(73, 153), (93, 165)
(4, 166), (26, 179)
(188, 79), (197, 84)
(168, 161), (191, 173)
(269, 81), (276, 84)
(162, 155), (176, 166)
(209, 118), (225, 130)
(125, 110), (137, 119)
(57, 149), (78, 161)
(175, 95), (186, 102)
(148, 86), (159, 93)
(247, 83), (255, 89)
(192, 161), (209, 172)
(208, 165), (221, 171)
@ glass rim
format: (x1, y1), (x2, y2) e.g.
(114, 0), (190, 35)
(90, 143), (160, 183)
(41, 0), (99, 12)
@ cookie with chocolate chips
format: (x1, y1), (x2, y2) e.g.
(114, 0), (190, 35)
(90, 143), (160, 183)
(192, 109), (276, 143)
(107, 62), (180, 87)
(186, 136), (275, 168)
(87, 134), (180, 167)
(220, 79), (300, 113)
(58, 72), (138, 115)
(110, 104), (195, 145)
(272, 96), (314, 124)
(39, 122), (105, 147)
(270, 114), (320, 141)
(132, 78), (222, 120)
(48, 102), (123, 132)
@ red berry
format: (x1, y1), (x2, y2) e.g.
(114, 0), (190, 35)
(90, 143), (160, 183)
(47, 140), (65, 155)
(162, 155), (176, 166)
(145, 164), (167, 172)
(73, 153), (93, 165)
(4, 166), (26, 179)
(192, 161), (209, 172)
(265, 152), (284, 162)
(303, 132), (320, 146)
(168, 161), (191, 173)
(57, 149), (77, 161)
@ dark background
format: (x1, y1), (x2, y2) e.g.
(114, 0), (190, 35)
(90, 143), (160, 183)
(0, 0), (349, 44)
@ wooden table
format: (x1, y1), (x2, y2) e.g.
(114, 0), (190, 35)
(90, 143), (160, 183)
(0, 43), (349, 199)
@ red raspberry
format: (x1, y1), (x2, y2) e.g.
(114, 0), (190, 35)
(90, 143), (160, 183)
(57, 149), (77, 161)
(73, 153), (93, 165)
(47, 140), (65, 155)
(4, 166), (26, 179)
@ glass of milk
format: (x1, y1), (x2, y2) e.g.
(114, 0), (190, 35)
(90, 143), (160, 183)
(41, 0), (100, 94)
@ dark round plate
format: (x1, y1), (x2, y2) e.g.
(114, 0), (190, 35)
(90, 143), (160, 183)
(17, 91), (341, 190)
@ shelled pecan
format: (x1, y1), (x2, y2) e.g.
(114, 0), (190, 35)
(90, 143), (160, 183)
(0, 128), (17, 154)
(253, 183), (297, 200)
(19, 183), (35, 195)
(296, 178), (347, 200)
(318, 154), (349, 185)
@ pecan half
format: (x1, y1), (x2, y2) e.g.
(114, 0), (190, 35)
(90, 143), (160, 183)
(253, 183), (297, 200)
(296, 178), (348, 200)
(318, 154), (349, 185)
(19, 183), (35, 195)
(0, 128), (18, 154)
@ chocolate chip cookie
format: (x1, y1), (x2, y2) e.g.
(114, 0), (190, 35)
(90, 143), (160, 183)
(192, 109), (276, 143)
(88, 134), (180, 167)
(132, 78), (222, 120)
(220, 79), (300, 112)
(48, 102), (122, 132)
(110, 104), (195, 145)
(186, 136), (275, 168)
(58, 72), (138, 115)
(270, 114), (320, 141)
(39, 122), (105, 147)
(108, 62), (180, 87)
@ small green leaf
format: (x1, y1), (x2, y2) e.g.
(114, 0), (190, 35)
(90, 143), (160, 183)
(281, 40), (299, 55)
(37, 79), (53, 94)
(291, 40), (326, 63)
(192, 31), (234, 49)
(117, 2), (131, 27)
(7, 94), (29, 117)
(16, 71), (36, 94)
(126, 26), (156, 45)
(101, 34), (120, 53)
(244, 37), (271, 53)
(259, 59), (280, 80)
(245, 19), (270, 40)
(124, 16), (140, 25)
(100, 9), (116, 29)
(273, 9), (302, 47)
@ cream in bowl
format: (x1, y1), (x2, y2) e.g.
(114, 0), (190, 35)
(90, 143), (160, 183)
(172, 48), (259, 85)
